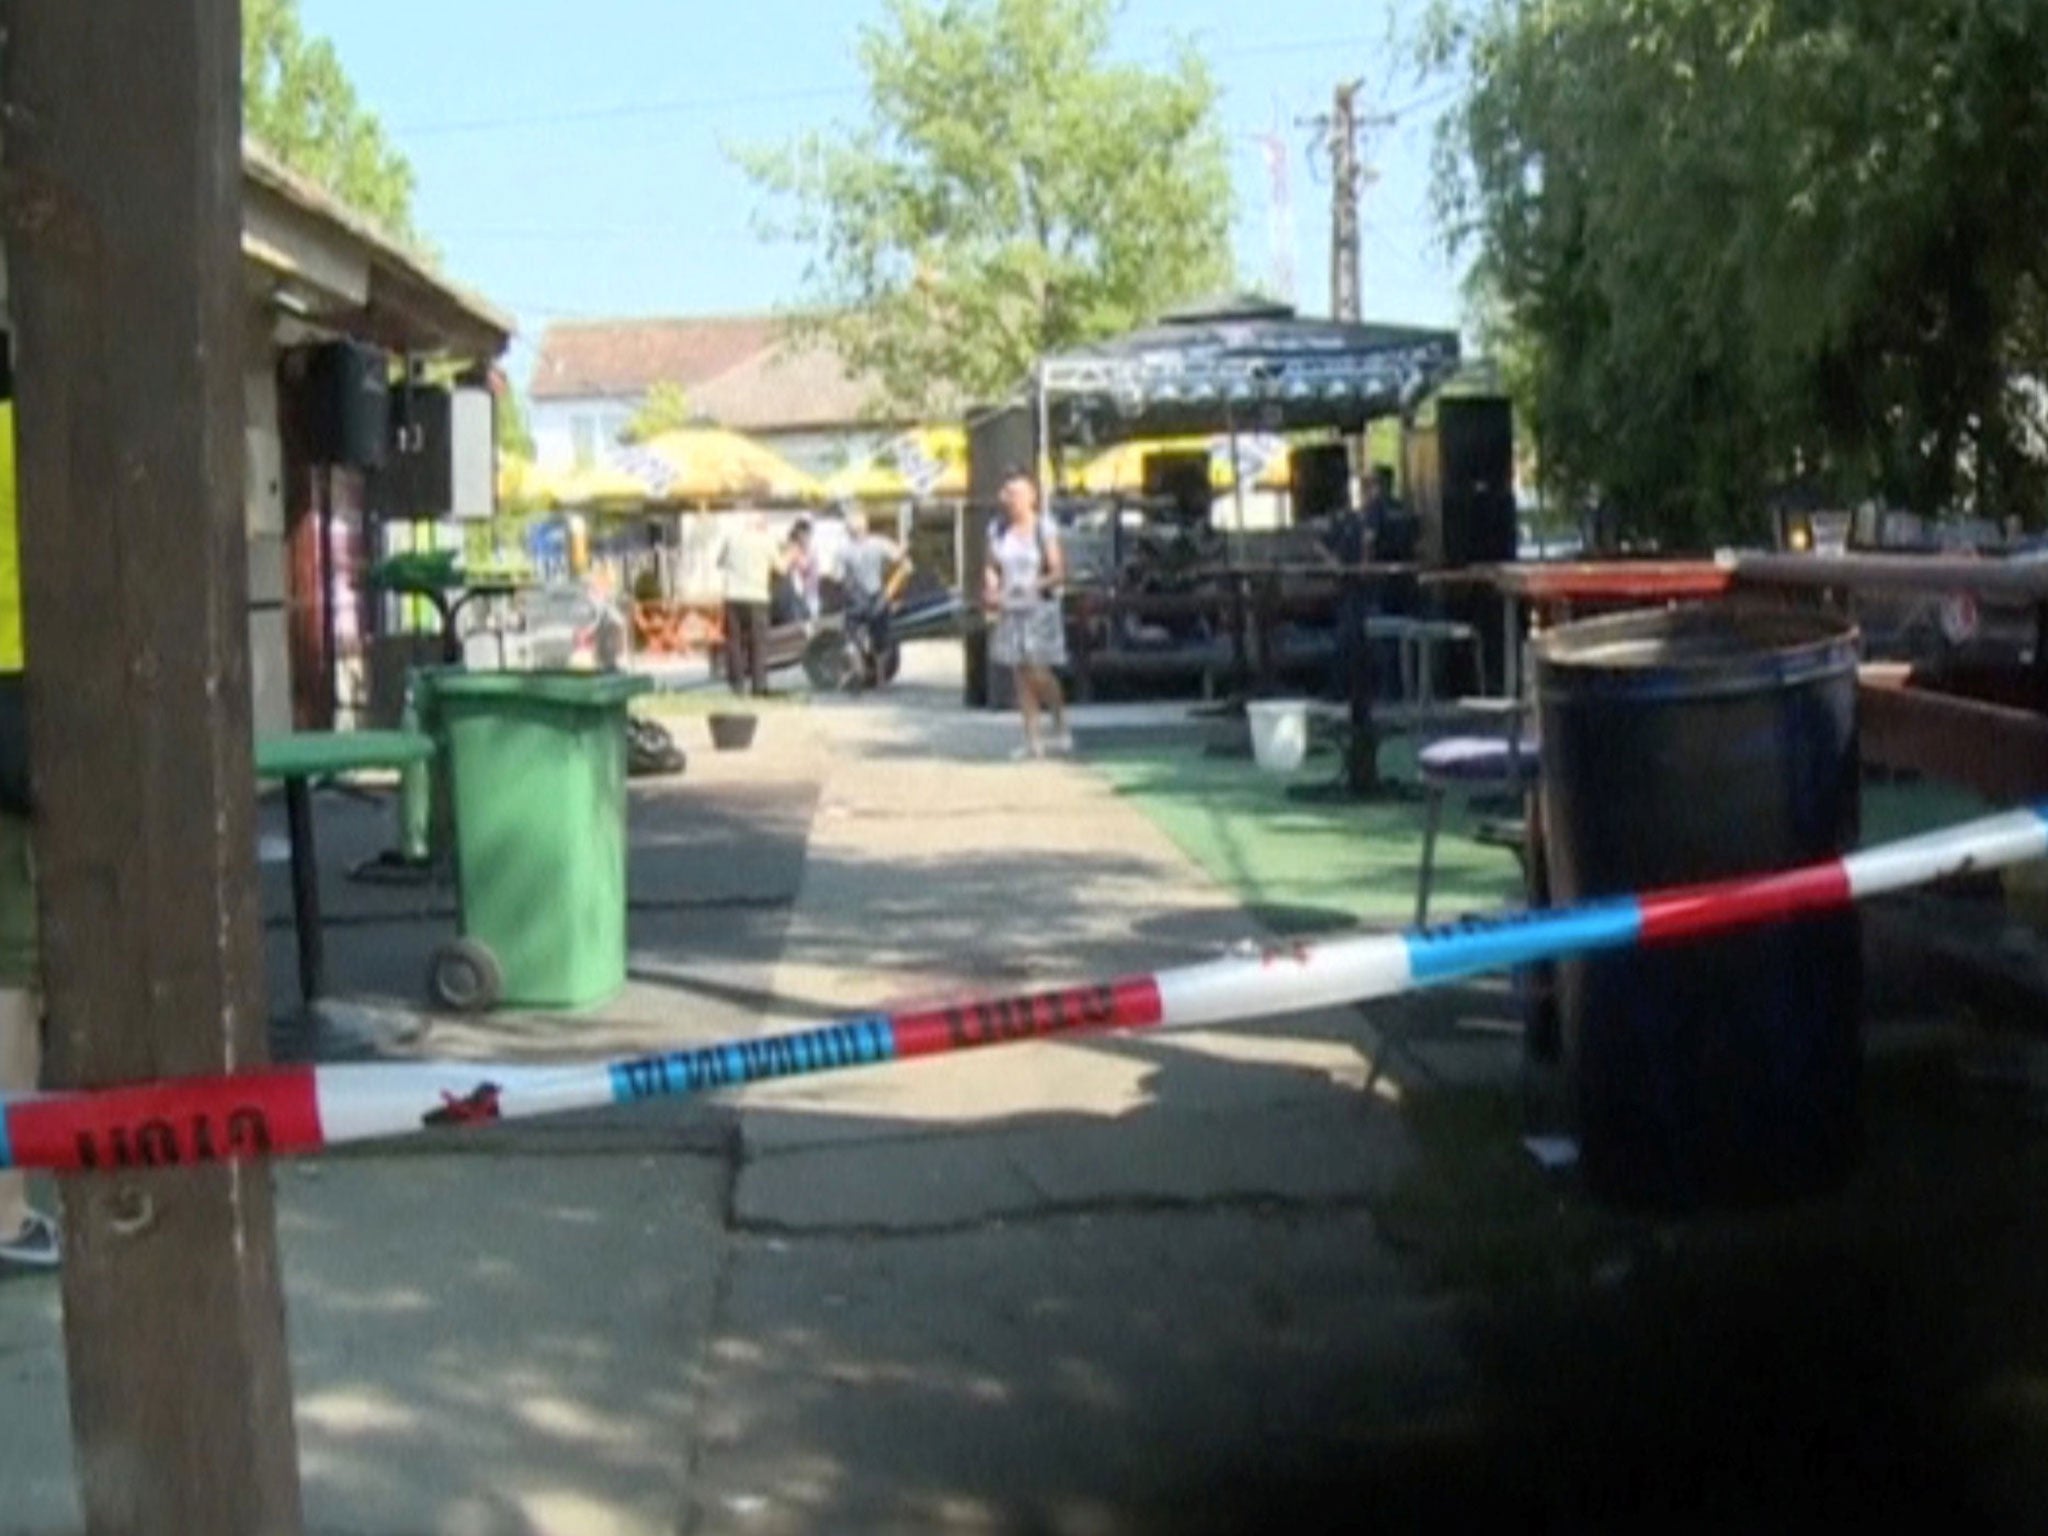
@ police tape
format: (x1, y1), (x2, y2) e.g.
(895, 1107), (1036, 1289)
(6, 804), (2045, 1175)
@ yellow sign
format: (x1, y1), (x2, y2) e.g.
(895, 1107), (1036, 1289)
(0, 401), (22, 671)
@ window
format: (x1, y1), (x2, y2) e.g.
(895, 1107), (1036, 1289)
(570, 414), (597, 468)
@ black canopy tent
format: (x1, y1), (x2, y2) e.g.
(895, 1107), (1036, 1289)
(1035, 293), (1459, 470)
(994, 297), (1464, 793)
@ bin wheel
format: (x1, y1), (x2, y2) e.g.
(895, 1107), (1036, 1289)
(429, 939), (502, 1013)
(802, 630), (856, 693)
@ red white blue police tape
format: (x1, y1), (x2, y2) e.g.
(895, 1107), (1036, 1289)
(6, 804), (2045, 1174)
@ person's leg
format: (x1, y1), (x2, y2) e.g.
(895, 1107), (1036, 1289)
(1029, 666), (1068, 747)
(870, 605), (893, 684)
(1042, 667), (1068, 737)
(848, 602), (876, 687)
(1327, 589), (1356, 703)
(0, 988), (35, 1232)
(1014, 664), (1042, 755)
(0, 811), (52, 1265)
(746, 604), (770, 695)
(723, 602), (745, 694)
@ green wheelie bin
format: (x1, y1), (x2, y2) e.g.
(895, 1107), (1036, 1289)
(426, 670), (652, 1011)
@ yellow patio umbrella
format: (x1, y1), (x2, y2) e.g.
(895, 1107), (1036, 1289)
(822, 425), (969, 501)
(1064, 434), (1295, 495)
(639, 426), (823, 504)
(542, 460), (659, 513)
(496, 454), (549, 513)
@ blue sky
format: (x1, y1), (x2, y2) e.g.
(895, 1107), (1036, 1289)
(300, 0), (1469, 384)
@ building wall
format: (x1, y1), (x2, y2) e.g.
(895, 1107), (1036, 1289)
(244, 316), (293, 737)
(532, 391), (897, 482)
(0, 252), (295, 740)
(532, 394), (635, 471)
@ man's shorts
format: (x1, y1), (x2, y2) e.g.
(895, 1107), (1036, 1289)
(0, 812), (35, 989)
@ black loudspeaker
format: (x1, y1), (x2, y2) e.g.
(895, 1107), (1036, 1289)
(373, 385), (450, 518)
(1290, 443), (1352, 521)
(1142, 450), (1212, 522)
(1407, 395), (1515, 568)
(302, 340), (391, 471)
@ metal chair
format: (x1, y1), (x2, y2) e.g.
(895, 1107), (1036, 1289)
(1414, 697), (1538, 926)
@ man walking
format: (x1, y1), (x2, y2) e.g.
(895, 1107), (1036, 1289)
(717, 512), (784, 696)
(836, 508), (907, 688)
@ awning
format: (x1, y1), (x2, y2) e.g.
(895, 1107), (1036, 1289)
(1038, 295), (1459, 446)
(822, 425), (968, 502)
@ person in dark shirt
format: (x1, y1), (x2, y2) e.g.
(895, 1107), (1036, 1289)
(1366, 465), (1420, 615)
(1319, 470), (1377, 702)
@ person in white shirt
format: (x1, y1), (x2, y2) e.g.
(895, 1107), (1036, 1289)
(981, 471), (1070, 758)
(716, 512), (786, 696)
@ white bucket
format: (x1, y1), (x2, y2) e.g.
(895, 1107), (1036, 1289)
(1246, 699), (1309, 774)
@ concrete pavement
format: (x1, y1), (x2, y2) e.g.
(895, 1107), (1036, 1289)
(4, 643), (2040, 1531)
(686, 648), (1473, 1533)
(0, 643), (1476, 1534)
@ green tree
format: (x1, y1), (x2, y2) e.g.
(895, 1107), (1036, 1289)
(735, 0), (1232, 416)
(618, 381), (694, 445)
(495, 374), (535, 459)
(244, 0), (419, 243)
(1429, 0), (2048, 542)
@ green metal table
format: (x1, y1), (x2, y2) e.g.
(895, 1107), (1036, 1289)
(255, 730), (435, 1005)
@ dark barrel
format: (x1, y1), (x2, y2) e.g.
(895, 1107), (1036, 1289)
(1534, 606), (1862, 1210)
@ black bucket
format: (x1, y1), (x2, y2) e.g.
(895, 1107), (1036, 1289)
(707, 713), (759, 752)
(1535, 605), (1862, 1210)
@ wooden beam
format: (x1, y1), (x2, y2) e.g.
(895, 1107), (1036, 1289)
(1860, 667), (2048, 803)
(0, 5), (305, 1533)
(1738, 551), (2048, 602)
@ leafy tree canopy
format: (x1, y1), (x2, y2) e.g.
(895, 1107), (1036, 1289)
(1430, 0), (2048, 542)
(737, 0), (1234, 417)
(619, 382), (695, 445)
(244, 0), (420, 246)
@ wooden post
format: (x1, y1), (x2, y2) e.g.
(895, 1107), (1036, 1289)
(1, 4), (306, 1533)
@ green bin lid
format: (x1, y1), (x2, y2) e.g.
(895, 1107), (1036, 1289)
(429, 670), (654, 708)
(255, 729), (435, 781)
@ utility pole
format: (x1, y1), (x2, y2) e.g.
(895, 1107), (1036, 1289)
(2, 3), (306, 1532)
(1330, 80), (1363, 322)
(1303, 81), (1392, 322)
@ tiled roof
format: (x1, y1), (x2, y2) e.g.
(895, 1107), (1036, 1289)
(530, 315), (777, 400)
(531, 314), (902, 431)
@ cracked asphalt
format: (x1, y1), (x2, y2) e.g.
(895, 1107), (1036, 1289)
(0, 643), (1495, 1535)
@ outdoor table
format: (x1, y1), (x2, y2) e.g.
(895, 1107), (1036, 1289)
(1427, 560), (1737, 699)
(1250, 561), (1420, 799)
(1733, 551), (2048, 681)
(1734, 553), (2048, 798)
(255, 730), (436, 1006)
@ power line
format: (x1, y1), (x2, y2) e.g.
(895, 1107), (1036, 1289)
(435, 226), (766, 243)
(1384, 80), (1461, 122)
(389, 31), (1396, 137)
(393, 84), (857, 137)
